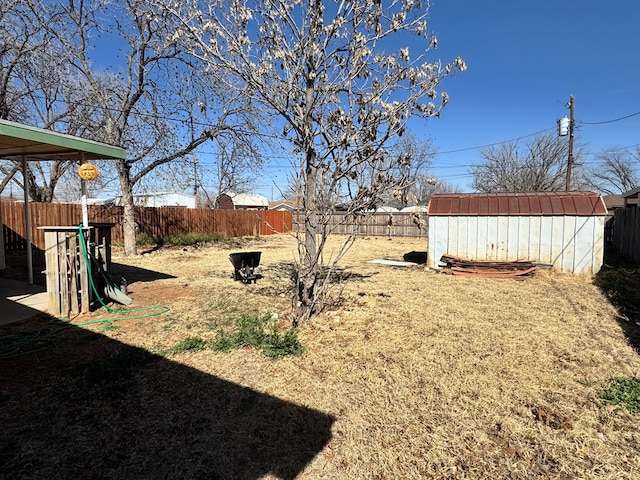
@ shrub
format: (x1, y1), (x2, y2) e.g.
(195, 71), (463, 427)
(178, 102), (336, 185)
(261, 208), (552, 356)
(163, 232), (227, 246)
(600, 376), (640, 412)
(136, 232), (162, 246)
(261, 327), (305, 359)
(135, 231), (238, 248)
(211, 313), (304, 359)
(167, 336), (209, 354)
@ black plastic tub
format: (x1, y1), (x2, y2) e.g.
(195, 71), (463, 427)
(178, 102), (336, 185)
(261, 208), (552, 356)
(229, 251), (262, 283)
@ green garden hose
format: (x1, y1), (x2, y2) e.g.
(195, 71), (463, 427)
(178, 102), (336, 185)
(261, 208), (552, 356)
(77, 223), (169, 321)
(0, 226), (170, 359)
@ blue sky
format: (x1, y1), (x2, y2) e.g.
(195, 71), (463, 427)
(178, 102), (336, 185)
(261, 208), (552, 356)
(254, 0), (640, 198)
(412, 0), (640, 191)
(87, 1), (640, 199)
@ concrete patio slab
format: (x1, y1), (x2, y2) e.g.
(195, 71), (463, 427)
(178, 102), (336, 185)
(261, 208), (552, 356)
(0, 278), (50, 327)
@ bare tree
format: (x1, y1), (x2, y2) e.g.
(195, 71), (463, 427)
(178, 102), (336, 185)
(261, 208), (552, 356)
(280, 171), (303, 203)
(212, 137), (265, 196)
(0, 0), (42, 121)
(0, 164), (19, 194)
(162, 0), (465, 319)
(582, 148), (639, 195)
(37, 0), (263, 255)
(471, 133), (586, 193)
(414, 176), (458, 204)
(387, 131), (435, 207)
(53, 159), (117, 202)
(0, 0), (79, 200)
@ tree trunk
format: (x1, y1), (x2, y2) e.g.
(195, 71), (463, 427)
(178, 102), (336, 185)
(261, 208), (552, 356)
(298, 34), (319, 314)
(117, 162), (137, 256)
(300, 156), (318, 309)
(122, 189), (137, 256)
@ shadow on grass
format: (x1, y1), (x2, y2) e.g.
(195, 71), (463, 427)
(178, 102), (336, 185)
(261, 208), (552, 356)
(403, 251), (427, 264)
(594, 247), (640, 354)
(0, 317), (334, 479)
(260, 260), (375, 288)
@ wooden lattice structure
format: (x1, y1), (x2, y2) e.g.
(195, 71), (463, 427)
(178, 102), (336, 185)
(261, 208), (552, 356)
(39, 225), (113, 316)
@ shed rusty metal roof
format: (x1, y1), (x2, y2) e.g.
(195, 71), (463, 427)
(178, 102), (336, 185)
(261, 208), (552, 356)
(428, 192), (607, 216)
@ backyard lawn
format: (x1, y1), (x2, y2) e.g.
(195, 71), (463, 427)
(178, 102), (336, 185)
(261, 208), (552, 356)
(1, 233), (639, 479)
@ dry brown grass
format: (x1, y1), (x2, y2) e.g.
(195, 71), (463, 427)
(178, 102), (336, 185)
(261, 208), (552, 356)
(1, 234), (640, 479)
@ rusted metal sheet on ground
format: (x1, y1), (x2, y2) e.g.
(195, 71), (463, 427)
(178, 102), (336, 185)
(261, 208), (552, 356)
(439, 253), (538, 279)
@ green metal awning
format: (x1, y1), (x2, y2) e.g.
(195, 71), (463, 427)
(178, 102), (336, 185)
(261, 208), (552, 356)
(0, 118), (125, 161)
(0, 119), (126, 285)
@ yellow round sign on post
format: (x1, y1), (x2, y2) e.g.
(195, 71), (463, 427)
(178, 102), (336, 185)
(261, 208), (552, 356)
(78, 163), (99, 181)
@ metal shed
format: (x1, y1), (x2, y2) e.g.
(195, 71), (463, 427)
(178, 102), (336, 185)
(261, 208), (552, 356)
(427, 192), (608, 274)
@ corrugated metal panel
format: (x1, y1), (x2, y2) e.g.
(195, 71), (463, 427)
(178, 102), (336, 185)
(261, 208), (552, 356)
(428, 192), (607, 216)
(428, 215), (605, 274)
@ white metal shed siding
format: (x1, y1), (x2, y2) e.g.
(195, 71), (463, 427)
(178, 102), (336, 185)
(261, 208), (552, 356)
(428, 214), (605, 274)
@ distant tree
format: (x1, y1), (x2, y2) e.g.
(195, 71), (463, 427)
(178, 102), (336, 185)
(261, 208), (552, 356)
(165, 0), (466, 320)
(0, 164), (19, 195)
(211, 137), (264, 197)
(280, 170), (303, 203)
(582, 148), (639, 195)
(414, 176), (459, 204)
(53, 160), (115, 202)
(471, 133), (586, 192)
(388, 131), (435, 207)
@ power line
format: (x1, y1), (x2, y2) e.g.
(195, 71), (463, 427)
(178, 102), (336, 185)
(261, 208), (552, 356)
(577, 110), (640, 125)
(435, 127), (555, 155)
(31, 93), (640, 160)
(433, 107), (640, 157)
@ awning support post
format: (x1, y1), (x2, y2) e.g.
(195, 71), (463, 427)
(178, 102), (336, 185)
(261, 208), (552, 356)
(22, 155), (33, 285)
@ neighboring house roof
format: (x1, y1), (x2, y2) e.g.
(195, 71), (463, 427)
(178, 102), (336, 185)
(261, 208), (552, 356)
(269, 200), (301, 211)
(376, 206), (399, 213)
(229, 192), (269, 208)
(217, 192), (269, 209)
(85, 197), (116, 206)
(428, 192), (607, 216)
(602, 194), (624, 210)
(622, 187), (640, 201)
(400, 205), (428, 213)
(111, 192), (196, 208)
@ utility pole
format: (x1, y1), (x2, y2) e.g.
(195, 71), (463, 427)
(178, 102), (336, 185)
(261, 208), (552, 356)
(565, 95), (575, 191)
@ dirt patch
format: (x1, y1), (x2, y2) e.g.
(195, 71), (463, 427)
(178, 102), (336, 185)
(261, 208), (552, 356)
(530, 404), (573, 430)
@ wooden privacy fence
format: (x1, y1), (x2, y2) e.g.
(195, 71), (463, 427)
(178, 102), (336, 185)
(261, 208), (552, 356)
(291, 211), (427, 238)
(611, 207), (640, 261)
(1, 202), (293, 251)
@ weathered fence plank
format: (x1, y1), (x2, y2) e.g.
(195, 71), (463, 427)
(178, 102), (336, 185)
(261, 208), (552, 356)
(612, 207), (640, 261)
(291, 211), (427, 238)
(1, 202), (293, 251)
(2, 202), (429, 252)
